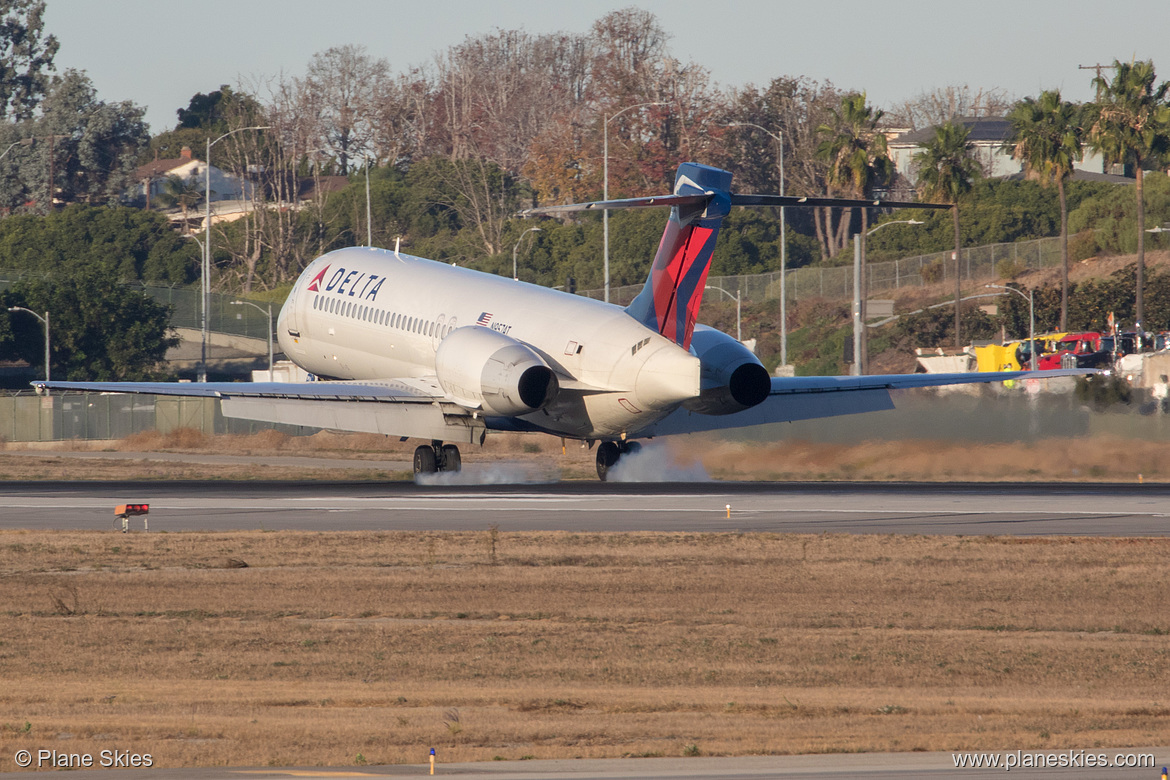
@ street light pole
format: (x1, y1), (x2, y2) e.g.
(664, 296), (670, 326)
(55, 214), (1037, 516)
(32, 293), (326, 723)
(512, 227), (542, 282)
(986, 284), (1035, 371)
(202, 125), (270, 383)
(705, 285), (742, 342)
(0, 137), (31, 164)
(231, 299), (274, 378)
(8, 306), (49, 384)
(365, 156), (373, 247)
(726, 122), (786, 365)
(604, 101), (665, 304)
(852, 219), (925, 375)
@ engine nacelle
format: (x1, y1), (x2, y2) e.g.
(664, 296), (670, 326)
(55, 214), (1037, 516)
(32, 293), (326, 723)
(435, 326), (559, 417)
(682, 325), (771, 415)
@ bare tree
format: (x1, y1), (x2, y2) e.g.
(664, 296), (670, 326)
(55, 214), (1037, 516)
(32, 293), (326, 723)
(248, 73), (349, 290)
(413, 155), (519, 256)
(628, 58), (720, 193)
(430, 29), (592, 175)
(212, 100), (268, 293)
(299, 45), (390, 174)
(588, 6), (669, 102)
(371, 69), (431, 167)
(886, 84), (1015, 130)
(721, 77), (845, 260)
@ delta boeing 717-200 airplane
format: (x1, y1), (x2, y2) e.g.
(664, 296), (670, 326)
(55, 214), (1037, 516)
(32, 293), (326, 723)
(37, 163), (1063, 480)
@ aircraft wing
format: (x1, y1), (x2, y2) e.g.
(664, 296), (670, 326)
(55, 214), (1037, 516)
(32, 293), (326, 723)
(638, 369), (1090, 437)
(37, 378), (446, 402)
(35, 378), (491, 444)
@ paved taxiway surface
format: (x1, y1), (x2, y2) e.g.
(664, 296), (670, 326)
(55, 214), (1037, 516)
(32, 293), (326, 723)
(3, 479), (1170, 535)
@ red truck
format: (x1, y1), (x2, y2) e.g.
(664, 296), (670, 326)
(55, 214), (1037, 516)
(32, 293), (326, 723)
(1036, 332), (1114, 370)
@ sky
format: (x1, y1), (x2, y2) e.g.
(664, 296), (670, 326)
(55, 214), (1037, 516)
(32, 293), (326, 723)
(43, 0), (1170, 134)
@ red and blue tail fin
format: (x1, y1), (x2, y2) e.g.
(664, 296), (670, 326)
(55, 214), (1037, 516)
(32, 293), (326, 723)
(518, 161), (948, 350)
(624, 163), (731, 351)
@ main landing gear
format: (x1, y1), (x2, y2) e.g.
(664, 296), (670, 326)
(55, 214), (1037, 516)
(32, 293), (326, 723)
(595, 440), (641, 481)
(413, 440), (462, 475)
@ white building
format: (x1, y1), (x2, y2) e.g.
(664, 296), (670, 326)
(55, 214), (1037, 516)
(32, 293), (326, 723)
(887, 116), (1112, 185)
(131, 146), (256, 227)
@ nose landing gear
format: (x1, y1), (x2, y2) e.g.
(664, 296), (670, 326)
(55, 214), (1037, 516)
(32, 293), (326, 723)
(413, 440), (462, 474)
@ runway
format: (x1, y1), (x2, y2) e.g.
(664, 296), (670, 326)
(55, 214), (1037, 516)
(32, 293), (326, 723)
(3, 479), (1170, 535)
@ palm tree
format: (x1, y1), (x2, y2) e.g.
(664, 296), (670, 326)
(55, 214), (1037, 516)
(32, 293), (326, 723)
(914, 121), (980, 348)
(155, 174), (207, 234)
(817, 92), (894, 370)
(1088, 59), (1170, 329)
(1004, 90), (1084, 330)
(817, 92), (895, 244)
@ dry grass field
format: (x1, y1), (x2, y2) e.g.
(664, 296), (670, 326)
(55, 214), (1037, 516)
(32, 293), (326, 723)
(4, 427), (1170, 482)
(0, 530), (1168, 770)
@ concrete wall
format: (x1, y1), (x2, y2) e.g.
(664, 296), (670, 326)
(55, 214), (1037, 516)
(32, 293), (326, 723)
(0, 393), (315, 442)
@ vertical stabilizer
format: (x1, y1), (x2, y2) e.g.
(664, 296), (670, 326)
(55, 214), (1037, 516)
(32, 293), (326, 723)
(624, 163), (732, 350)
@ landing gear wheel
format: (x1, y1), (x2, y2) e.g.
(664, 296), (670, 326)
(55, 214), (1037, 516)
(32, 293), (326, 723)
(413, 445), (437, 474)
(596, 441), (620, 481)
(440, 444), (462, 472)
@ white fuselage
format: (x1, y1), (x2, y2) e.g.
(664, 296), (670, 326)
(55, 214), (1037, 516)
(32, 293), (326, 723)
(276, 247), (700, 440)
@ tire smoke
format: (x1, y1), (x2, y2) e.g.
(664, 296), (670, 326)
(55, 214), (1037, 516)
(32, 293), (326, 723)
(607, 442), (711, 483)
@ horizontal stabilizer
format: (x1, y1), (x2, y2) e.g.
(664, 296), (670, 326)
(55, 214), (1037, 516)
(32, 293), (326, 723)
(520, 193), (711, 216)
(520, 191), (949, 217)
(730, 194), (950, 210)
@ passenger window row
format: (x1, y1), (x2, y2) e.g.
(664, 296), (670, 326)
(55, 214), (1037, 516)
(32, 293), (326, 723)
(312, 293), (454, 339)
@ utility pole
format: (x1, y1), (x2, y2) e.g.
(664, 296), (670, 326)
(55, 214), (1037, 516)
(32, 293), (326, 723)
(1079, 63), (1115, 101)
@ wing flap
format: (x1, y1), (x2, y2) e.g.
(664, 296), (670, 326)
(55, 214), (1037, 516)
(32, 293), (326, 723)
(220, 396), (485, 443)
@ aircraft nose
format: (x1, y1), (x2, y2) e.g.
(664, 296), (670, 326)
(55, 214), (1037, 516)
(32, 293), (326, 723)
(635, 344), (701, 409)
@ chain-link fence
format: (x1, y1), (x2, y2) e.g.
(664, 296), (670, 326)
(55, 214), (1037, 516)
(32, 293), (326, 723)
(580, 235), (1064, 306)
(3, 234), (1063, 332)
(136, 284), (273, 340)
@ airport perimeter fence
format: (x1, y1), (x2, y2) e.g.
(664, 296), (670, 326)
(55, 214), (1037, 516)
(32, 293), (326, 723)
(2, 235), (1062, 336)
(135, 284), (273, 340)
(580, 235), (1064, 308)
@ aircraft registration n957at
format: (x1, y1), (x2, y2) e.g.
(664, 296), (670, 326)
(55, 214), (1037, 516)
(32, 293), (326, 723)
(37, 163), (1080, 480)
